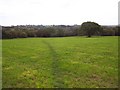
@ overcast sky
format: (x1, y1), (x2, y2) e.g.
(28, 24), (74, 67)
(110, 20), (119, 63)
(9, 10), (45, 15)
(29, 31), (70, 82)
(0, 0), (119, 26)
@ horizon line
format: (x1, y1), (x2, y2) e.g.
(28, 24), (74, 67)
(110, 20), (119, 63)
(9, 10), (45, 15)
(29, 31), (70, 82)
(0, 24), (118, 27)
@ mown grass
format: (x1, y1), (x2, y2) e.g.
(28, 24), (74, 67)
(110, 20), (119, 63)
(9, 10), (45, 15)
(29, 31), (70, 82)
(2, 36), (118, 88)
(0, 39), (2, 89)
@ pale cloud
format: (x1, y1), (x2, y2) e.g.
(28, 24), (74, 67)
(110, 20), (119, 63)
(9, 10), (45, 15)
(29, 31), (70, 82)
(0, 0), (119, 26)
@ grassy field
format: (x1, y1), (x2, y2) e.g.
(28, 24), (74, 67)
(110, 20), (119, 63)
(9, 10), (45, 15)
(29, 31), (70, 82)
(0, 40), (2, 89)
(2, 36), (118, 88)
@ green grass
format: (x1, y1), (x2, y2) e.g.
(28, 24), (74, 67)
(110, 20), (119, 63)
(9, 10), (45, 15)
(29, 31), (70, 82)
(0, 39), (2, 89)
(2, 36), (118, 88)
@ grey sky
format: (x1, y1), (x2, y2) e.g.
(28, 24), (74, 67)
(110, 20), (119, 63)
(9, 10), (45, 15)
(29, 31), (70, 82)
(0, 0), (119, 26)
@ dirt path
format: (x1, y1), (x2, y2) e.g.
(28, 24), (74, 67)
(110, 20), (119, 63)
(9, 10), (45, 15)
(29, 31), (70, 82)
(42, 40), (65, 88)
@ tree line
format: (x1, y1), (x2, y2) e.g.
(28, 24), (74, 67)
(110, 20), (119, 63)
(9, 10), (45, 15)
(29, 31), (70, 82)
(1, 22), (120, 39)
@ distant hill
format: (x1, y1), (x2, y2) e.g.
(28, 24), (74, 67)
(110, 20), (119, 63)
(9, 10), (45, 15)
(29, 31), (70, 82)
(0, 25), (2, 39)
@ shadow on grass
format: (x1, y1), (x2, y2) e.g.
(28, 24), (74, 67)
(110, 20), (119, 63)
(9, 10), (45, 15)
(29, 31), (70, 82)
(42, 40), (65, 88)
